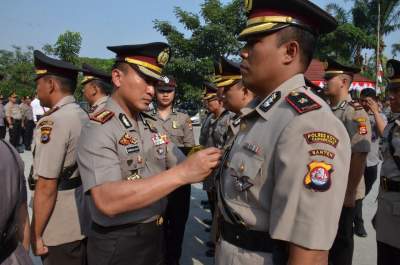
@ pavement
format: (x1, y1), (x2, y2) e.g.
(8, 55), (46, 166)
(15, 125), (379, 265)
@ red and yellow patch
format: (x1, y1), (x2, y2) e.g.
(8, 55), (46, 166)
(355, 118), (368, 135)
(304, 161), (333, 192)
(40, 126), (52, 144)
(90, 110), (114, 124)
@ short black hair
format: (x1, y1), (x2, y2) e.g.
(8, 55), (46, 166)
(360, 87), (377, 98)
(45, 75), (77, 93)
(276, 26), (316, 68)
(112, 62), (130, 74)
(91, 79), (112, 95)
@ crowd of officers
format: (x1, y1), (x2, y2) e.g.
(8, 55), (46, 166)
(0, 94), (36, 151)
(1, 0), (400, 265)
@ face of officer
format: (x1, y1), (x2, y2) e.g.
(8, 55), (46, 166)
(206, 98), (223, 114)
(35, 76), (53, 108)
(222, 81), (247, 113)
(112, 64), (156, 112)
(389, 90), (400, 113)
(324, 74), (352, 97)
(156, 88), (175, 108)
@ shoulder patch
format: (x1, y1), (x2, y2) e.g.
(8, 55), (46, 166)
(348, 100), (364, 110)
(286, 91), (321, 114)
(90, 110), (114, 124)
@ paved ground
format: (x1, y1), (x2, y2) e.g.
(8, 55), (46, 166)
(16, 125), (379, 265)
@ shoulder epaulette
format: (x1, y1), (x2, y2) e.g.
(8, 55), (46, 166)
(348, 100), (364, 110)
(286, 91), (321, 114)
(90, 109), (114, 124)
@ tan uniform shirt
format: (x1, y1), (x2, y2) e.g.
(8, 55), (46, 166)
(149, 108), (195, 147)
(216, 74), (351, 265)
(88, 96), (108, 114)
(77, 98), (183, 227)
(376, 114), (400, 248)
(32, 95), (88, 246)
(331, 95), (371, 200)
(5, 102), (22, 120)
(19, 103), (33, 121)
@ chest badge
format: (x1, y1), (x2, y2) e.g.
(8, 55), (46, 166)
(172, 120), (179, 129)
(119, 133), (138, 146)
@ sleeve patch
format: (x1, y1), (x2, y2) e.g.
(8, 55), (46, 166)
(90, 110), (114, 124)
(286, 91), (321, 114)
(308, 149), (335, 159)
(40, 126), (52, 144)
(304, 161), (333, 192)
(304, 131), (339, 148)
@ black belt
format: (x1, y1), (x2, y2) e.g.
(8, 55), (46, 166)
(57, 177), (82, 191)
(0, 231), (18, 264)
(381, 176), (400, 192)
(220, 220), (274, 253)
(92, 216), (164, 234)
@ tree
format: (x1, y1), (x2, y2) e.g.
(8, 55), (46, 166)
(0, 46), (36, 97)
(43, 31), (82, 64)
(153, 0), (246, 108)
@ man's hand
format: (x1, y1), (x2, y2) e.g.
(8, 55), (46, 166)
(177, 147), (222, 184)
(366, 97), (379, 114)
(32, 236), (48, 256)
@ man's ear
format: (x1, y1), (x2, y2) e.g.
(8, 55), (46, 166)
(282, 41), (300, 65)
(112, 68), (123, 88)
(48, 77), (56, 94)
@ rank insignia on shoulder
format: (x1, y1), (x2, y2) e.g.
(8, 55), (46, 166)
(259, 91), (281, 112)
(286, 91), (321, 114)
(349, 100), (364, 110)
(119, 133), (138, 146)
(40, 126), (52, 144)
(119, 113), (132, 129)
(304, 161), (333, 192)
(90, 110), (114, 124)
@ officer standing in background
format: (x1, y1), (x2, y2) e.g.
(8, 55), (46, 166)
(30, 50), (88, 265)
(375, 59), (400, 264)
(356, 88), (387, 237)
(0, 96), (6, 140)
(5, 92), (23, 149)
(0, 139), (32, 265)
(150, 76), (195, 265)
(20, 96), (34, 151)
(215, 1), (351, 265)
(80, 63), (111, 114)
(77, 42), (221, 265)
(324, 58), (371, 265)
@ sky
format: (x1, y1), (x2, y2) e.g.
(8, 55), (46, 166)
(0, 0), (398, 59)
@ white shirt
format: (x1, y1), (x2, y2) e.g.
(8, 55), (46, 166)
(31, 98), (49, 122)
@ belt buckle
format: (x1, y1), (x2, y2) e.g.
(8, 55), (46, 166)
(156, 216), (164, 226)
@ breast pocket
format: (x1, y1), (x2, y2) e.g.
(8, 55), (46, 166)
(121, 155), (145, 180)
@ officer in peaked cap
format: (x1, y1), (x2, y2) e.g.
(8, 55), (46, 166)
(80, 63), (112, 114)
(77, 42), (221, 265)
(149, 76), (195, 265)
(323, 58), (371, 265)
(375, 59), (400, 265)
(215, 1), (351, 265)
(30, 50), (89, 265)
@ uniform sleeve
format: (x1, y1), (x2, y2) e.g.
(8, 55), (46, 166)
(345, 108), (371, 153)
(269, 112), (351, 250)
(182, 114), (195, 147)
(77, 123), (122, 193)
(35, 118), (68, 179)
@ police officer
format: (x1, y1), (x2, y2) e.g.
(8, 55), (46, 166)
(375, 59), (400, 264)
(20, 96), (34, 151)
(77, 42), (221, 265)
(215, 1), (351, 265)
(30, 50), (88, 265)
(80, 63), (111, 114)
(150, 76), (195, 265)
(216, 57), (255, 148)
(324, 58), (371, 265)
(5, 92), (23, 149)
(0, 140), (33, 265)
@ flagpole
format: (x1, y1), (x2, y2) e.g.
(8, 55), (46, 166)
(376, 0), (381, 93)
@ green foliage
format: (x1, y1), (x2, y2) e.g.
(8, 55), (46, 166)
(154, 0), (246, 107)
(0, 46), (36, 97)
(43, 30), (82, 64)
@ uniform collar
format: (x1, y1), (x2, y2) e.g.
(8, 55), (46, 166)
(105, 98), (137, 130)
(92, 96), (108, 108)
(331, 95), (352, 111)
(54, 95), (75, 109)
(242, 74), (305, 121)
